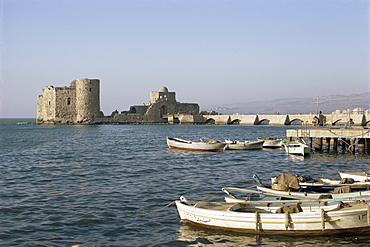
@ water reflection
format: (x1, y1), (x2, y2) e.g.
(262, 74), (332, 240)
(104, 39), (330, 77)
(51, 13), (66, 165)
(177, 223), (370, 246)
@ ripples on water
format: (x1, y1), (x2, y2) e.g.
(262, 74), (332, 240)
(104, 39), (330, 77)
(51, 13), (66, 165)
(1, 119), (370, 246)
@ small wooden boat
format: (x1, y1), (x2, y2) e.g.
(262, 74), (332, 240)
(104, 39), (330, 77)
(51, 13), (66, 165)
(175, 196), (370, 235)
(300, 178), (370, 189)
(256, 185), (370, 199)
(222, 187), (370, 203)
(257, 137), (282, 148)
(251, 173), (370, 199)
(283, 141), (310, 156)
(271, 173), (370, 189)
(339, 171), (370, 182)
(166, 137), (226, 152)
(225, 139), (264, 150)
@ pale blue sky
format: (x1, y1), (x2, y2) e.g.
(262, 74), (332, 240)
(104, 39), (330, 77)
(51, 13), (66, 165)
(1, 0), (369, 118)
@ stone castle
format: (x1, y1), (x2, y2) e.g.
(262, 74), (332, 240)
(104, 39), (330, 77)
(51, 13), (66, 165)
(37, 78), (369, 125)
(37, 78), (200, 124)
(37, 79), (102, 124)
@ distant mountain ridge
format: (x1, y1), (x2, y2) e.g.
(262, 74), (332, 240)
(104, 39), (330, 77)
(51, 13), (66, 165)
(204, 93), (370, 115)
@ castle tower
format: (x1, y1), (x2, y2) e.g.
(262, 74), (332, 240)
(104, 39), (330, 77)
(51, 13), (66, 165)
(37, 86), (56, 123)
(149, 86), (176, 104)
(75, 78), (100, 123)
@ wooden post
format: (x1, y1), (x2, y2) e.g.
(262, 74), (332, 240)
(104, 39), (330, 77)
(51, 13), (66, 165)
(358, 138), (365, 154)
(314, 138), (323, 152)
(366, 139), (370, 154)
(341, 138), (347, 153)
(332, 138), (338, 152)
(308, 137), (313, 150)
(325, 137), (331, 152)
(349, 138), (356, 154)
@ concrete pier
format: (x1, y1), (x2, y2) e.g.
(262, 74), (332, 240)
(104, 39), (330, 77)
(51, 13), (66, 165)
(286, 127), (370, 154)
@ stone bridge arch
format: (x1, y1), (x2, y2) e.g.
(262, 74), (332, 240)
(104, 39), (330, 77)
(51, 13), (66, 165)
(256, 118), (270, 125)
(205, 118), (215, 124)
(287, 118), (304, 125)
(203, 115), (231, 124)
(257, 115), (290, 125)
(229, 118), (241, 124)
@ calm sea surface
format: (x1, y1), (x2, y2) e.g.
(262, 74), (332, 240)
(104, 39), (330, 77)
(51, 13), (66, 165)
(1, 119), (370, 247)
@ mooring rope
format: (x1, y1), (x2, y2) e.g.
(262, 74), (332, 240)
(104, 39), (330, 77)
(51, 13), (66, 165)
(137, 201), (176, 216)
(137, 196), (227, 216)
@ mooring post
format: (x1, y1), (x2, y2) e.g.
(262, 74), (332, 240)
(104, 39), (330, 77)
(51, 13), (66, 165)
(332, 138), (338, 152)
(341, 138), (347, 153)
(349, 138), (356, 154)
(366, 139), (370, 154)
(325, 137), (331, 152)
(314, 137), (323, 152)
(308, 137), (313, 150)
(358, 138), (365, 154)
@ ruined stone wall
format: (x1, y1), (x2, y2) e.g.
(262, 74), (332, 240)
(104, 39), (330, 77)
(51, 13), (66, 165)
(37, 78), (100, 124)
(37, 86), (57, 123)
(175, 103), (199, 115)
(125, 105), (148, 115)
(54, 87), (76, 123)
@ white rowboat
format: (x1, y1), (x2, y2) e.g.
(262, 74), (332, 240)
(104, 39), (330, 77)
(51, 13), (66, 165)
(258, 137), (282, 148)
(256, 185), (370, 199)
(225, 139), (264, 150)
(175, 197), (370, 236)
(284, 142), (310, 156)
(166, 137), (226, 152)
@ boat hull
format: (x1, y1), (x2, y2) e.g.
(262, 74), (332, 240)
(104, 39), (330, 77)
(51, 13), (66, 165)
(175, 200), (370, 236)
(339, 171), (370, 182)
(225, 140), (264, 150)
(300, 179), (370, 188)
(256, 185), (370, 199)
(166, 137), (226, 152)
(284, 143), (310, 156)
(258, 138), (282, 148)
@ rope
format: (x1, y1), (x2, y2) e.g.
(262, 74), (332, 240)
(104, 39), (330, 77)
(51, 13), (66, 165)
(137, 201), (176, 216)
(285, 211), (290, 230)
(208, 185), (257, 194)
(321, 209), (325, 231)
(137, 196), (226, 216)
(255, 211), (260, 231)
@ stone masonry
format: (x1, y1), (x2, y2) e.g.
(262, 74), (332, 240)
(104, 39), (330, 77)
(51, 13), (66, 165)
(37, 79), (101, 124)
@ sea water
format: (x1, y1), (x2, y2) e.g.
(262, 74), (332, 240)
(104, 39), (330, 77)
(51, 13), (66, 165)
(1, 119), (370, 246)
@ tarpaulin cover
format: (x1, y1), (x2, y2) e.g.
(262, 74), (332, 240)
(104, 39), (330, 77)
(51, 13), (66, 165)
(276, 204), (303, 213)
(274, 173), (300, 190)
(332, 186), (352, 193)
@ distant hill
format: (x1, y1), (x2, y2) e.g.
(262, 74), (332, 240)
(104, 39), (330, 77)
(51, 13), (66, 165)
(203, 93), (370, 115)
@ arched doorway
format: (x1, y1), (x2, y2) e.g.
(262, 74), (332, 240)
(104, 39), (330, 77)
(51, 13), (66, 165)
(160, 105), (168, 117)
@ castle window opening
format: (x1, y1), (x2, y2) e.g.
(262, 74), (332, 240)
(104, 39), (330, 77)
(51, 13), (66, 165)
(67, 98), (71, 105)
(48, 101), (50, 105)
(90, 88), (92, 92)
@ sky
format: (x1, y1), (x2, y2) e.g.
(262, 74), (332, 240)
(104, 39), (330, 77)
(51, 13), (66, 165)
(1, 0), (369, 118)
